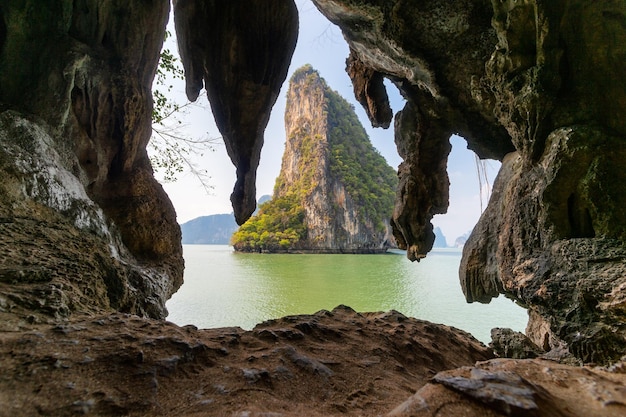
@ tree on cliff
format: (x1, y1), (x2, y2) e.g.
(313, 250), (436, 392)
(231, 65), (397, 253)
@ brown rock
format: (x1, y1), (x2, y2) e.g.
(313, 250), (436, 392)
(313, 0), (626, 363)
(0, 306), (493, 416)
(173, 0), (299, 224)
(312, 0), (515, 259)
(346, 49), (393, 129)
(462, 128), (626, 364)
(490, 328), (544, 360)
(387, 359), (626, 417)
(0, 0), (182, 320)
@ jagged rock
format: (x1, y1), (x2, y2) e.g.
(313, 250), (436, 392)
(173, 0), (299, 224)
(312, 0), (515, 260)
(462, 129), (626, 364)
(386, 359), (626, 417)
(0, 306), (494, 416)
(490, 328), (544, 360)
(460, 2), (626, 364)
(2, 0), (626, 414)
(432, 368), (545, 416)
(0, 0), (182, 320)
(3, 308), (625, 416)
(346, 50), (393, 128)
(312, 0), (626, 363)
(0, 112), (175, 325)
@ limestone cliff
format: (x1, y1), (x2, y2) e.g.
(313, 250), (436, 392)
(232, 66), (398, 253)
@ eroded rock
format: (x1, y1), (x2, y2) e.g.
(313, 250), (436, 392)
(312, 0), (514, 259)
(173, 0), (299, 224)
(462, 128), (626, 364)
(490, 328), (544, 360)
(387, 359), (626, 417)
(0, 0), (182, 320)
(0, 306), (493, 417)
(313, 0), (626, 363)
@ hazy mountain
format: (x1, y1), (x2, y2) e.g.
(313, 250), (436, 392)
(433, 227), (448, 248)
(181, 195), (271, 244)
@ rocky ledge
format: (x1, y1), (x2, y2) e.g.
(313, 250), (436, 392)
(2, 306), (625, 417)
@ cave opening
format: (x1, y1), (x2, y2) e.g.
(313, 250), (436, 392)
(152, 0), (529, 344)
(434, 134), (500, 248)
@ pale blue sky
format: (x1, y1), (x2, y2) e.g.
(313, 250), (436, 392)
(156, 0), (499, 244)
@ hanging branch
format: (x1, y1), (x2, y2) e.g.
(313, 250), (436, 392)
(149, 30), (217, 193)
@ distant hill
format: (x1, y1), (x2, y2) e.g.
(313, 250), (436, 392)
(454, 230), (472, 248)
(180, 214), (238, 244)
(181, 195), (271, 244)
(433, 227), (448, 248)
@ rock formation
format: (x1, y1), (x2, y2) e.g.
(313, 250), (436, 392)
(311, 0), (626, 364)
(313, 0), (515, 262)
(173, 0), (299, 225)
(0, 306), (496, 416)
(0, 0), (182, 321)
(2, 0), (626, 415)
(3, 305), (625, 416)
(231, 66), (398, 253)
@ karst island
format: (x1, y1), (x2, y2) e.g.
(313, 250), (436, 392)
(231, 65), (398, 254)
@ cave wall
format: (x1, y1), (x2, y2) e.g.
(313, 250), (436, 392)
(312, 0), (626, 364)
(0, 0), (182, 322)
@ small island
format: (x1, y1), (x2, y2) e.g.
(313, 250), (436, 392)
(231, 66), (398, 253)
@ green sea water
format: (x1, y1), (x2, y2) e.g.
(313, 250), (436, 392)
(166, 245), (528, 343)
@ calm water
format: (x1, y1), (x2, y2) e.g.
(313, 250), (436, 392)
(166, 245), (528, 343)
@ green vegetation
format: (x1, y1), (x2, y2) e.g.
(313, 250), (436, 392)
(149, 30), (215, 191)
(289, 63), (321, 86)
(325, 88), (397, 227)
(231, 193), (306, 251)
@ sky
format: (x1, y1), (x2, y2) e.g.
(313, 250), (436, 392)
(154, 0), (500, 245)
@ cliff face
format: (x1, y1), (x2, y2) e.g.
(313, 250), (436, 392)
(0, 0), (182, 322)
(311, 0), (626, 363)
(232, 66), (398, 253)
